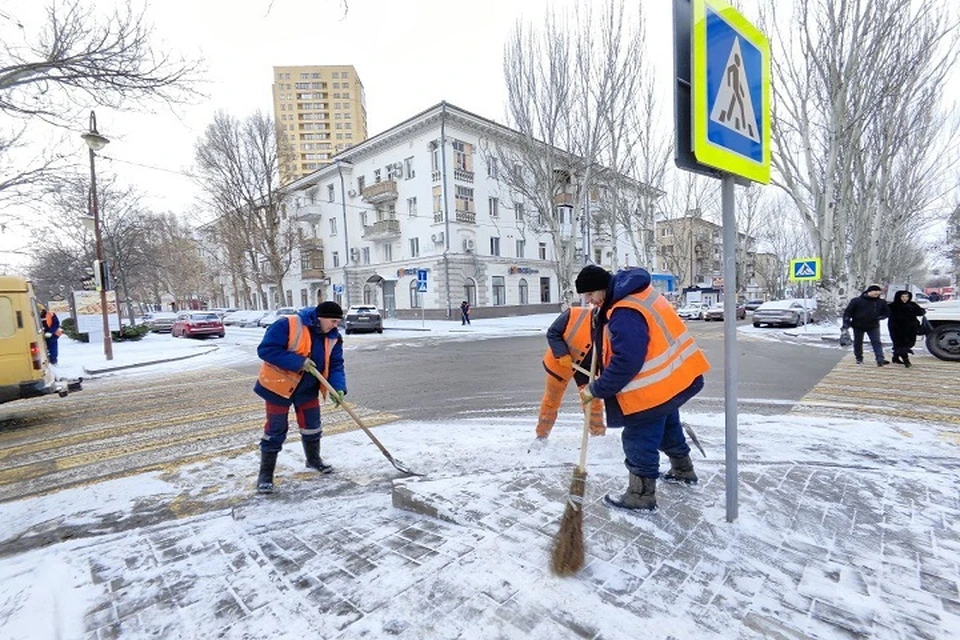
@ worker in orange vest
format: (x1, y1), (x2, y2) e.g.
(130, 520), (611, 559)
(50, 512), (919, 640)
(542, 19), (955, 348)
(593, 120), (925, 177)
(576, 265), (710, 512)
(536, 305), (605, 441)
(253, 301), (347, 494)
(39, 307), (63, 365)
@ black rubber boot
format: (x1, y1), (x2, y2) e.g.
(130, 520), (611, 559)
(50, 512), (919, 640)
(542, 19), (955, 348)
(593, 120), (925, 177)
(257, 451), (278, 494)
(303, 439), (333, 474)
(892, 354), (902, 364)
(604, 474), (656, 511)
(902, 354), (912, 368)
(663, 455), (699, 485)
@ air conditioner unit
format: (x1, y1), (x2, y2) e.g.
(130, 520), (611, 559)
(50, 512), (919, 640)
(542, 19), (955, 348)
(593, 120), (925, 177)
(347, 189), (357, 197)
(427, 140), (438, 151)
(431, 232), (444, 244)
(463, 239), (475, 252)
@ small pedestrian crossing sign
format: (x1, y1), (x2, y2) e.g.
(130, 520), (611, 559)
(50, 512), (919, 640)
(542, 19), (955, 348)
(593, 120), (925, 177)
(789, 258), (821, 282)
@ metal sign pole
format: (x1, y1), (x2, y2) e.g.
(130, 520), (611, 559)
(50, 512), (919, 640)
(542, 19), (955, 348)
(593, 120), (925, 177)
(721, 173), (739, 523)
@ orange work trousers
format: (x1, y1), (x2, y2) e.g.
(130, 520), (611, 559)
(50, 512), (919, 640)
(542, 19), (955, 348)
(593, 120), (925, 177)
(536, 373), (605, 438)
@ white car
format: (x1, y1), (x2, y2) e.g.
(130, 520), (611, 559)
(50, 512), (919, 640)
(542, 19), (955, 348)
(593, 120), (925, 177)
(258, 307), (300, 328)
(677, 305), (706, 320)
(222, 310), (269, 328)
(752, 298), (817, 328)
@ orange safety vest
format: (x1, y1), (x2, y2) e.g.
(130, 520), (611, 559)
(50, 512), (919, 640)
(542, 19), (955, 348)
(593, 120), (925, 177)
(44, 313), (63, 337)
(602, 288), (710, 414)
(542, 306), (594, 382)
(257, 315), (336, 399)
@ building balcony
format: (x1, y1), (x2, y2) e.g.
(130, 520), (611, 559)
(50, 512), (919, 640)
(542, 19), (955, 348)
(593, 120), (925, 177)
(454, 168), (474, 183)
(297, 204), (323, 223)
(362, 219), (401, 241)
(301, 237), (323, 251)
(455, 209), (476, 224)
(433, 211), (444, 223)
(361, 180), (398, 204)
(301, 267), (325, 280)
(554, 192), (574, 207)
(431, 170), (441, 183)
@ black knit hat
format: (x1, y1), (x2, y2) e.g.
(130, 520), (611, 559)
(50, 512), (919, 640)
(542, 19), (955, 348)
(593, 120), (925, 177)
(865, 285), (882, 293)
(575, 265), (612, 293)
(316, 301), (344, 319)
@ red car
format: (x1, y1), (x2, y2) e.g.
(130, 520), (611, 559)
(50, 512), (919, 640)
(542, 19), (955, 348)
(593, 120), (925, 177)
(171, 312), (225, 339)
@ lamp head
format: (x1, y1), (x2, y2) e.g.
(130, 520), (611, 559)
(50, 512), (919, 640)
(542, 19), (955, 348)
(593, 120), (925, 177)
(81, 111), (109, 151)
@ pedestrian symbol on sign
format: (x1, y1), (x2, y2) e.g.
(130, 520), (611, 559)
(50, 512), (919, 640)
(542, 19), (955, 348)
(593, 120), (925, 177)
(794, 262), (816, 278)
(710, 38), (760, 142)
(789, 257), (821, 282)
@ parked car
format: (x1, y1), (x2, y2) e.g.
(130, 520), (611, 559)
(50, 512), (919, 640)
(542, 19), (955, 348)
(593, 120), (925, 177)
(172, 312), (225, 339)
(677, 304), (706, 321)
(208, 307), (238, 319)
(258, 307), (300, 328)
(222, 310), (268, 327)
(923, 299), (960, 361)
(752, 299), (817, 328)
(344, 305), (383, 334)
(144, 311), (178, 333)
(743, 299), (766, 312)
(703, 302), (746, 321)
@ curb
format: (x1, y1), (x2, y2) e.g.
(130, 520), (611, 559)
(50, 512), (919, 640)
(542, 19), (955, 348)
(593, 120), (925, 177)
(83, 346), (219, 375)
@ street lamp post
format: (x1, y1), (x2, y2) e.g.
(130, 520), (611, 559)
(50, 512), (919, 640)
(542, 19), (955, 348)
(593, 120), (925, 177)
(82, 110), (113, 361)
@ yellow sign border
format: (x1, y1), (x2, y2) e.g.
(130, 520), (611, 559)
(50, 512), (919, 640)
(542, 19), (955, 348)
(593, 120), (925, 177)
(692, 0), (771, 184)
(789, 258), (821, 282)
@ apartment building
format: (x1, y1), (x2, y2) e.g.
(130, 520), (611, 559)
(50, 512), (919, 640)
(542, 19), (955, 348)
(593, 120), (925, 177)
(253, 102), (645, 319)
(656, 213), (775, 301)
(272, 65), (368, 183)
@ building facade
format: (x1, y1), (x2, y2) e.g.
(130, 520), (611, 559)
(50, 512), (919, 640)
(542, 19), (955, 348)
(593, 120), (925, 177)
(242, 102), (645, 319)
(272, 65), (368, 183)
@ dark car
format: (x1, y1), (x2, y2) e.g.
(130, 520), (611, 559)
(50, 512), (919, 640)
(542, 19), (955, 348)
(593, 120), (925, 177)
(344, 305), (383, 334)
(743, 299), (766, 312)
(171, 312), (225, 339)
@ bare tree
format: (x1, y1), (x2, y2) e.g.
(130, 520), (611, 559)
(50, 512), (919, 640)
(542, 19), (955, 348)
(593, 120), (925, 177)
(764, 0), (959, 317)
(0, 0), (201, 218)
(194, 110), (298, 309)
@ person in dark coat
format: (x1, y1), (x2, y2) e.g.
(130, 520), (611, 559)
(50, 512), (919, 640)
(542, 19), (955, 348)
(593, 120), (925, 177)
(842, 284), (890, 366)
(459, 300), (471, 325)
(887, 290), (926, 368)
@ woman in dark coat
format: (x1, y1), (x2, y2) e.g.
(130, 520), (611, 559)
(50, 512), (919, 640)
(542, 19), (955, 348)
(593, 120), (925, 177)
(887, 290), (926, 367)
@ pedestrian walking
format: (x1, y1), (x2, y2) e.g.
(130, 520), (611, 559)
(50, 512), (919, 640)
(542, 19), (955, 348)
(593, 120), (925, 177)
(253, 301), (347, 494)
(842, 285), (890, 366)
(459, 300), (471, 325)
(536, 305), (605, 442)
(575, 265), (710, 512)
(887, 290), (926, 368)
(39, 308), (62, 365)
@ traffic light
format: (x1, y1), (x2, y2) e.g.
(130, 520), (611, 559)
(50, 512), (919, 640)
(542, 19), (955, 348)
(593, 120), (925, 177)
(92, 260), (111, 291)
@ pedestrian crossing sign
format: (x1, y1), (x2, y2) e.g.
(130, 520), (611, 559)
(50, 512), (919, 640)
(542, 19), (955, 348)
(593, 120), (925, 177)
(789, 258), (821, 282)
(692, 0), (770, 184)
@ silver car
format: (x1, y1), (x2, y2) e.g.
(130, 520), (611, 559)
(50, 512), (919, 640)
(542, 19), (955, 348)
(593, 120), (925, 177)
(752, 299), (816, 328)
(144, 311), (178, 333)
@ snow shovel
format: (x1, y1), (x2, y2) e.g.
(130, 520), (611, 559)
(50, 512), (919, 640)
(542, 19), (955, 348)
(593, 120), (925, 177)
(572, 362), (706, 458)
(304, 363), (423, 477)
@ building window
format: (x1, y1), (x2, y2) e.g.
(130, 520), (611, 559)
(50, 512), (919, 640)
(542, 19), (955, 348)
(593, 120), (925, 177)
(538, 242), (547, 260)
(357, 176), (366, 192)
(455, 186), (474, 212)
(329, 218), (337, 236)
(373, 168), (381, 183)
(431, 145), (441, 172)
(516, 239), (525, 258)
(327, 184), (335, 202)
(409, 237), (420, 257)
(433, 186), (443, 221)
(514, 202), (524, 221)
(384, 244), (393, 262)
(490, 237), (500, 256)
(361, 247), (371, 264)
(332, 251), (340, 267)
(489, 197), (499, 218)
(540, 277), (551, 303)
(518, 278), (529, 305)
(404, 157), (415, 179)
(407, 196), (417, 217)
(301, 289), (309, 307)
(464, 278), (476, 307)
(410, 281), (421, 308)
(492, 276), (506, 306)
(487, 155), (497, 177)
(360, 211), (368, 227)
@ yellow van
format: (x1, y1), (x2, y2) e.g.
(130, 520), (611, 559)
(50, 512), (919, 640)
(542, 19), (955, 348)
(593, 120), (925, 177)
(0, 275), (73, 404)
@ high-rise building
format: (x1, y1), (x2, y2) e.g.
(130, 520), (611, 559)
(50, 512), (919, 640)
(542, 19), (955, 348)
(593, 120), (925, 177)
(272, 65), (368, 183)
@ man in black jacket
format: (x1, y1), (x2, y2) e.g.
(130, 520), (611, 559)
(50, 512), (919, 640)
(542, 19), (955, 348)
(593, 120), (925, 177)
(842, 285), (890, 366)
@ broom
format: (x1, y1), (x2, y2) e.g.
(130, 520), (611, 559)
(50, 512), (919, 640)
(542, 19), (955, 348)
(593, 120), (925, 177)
(550, 345), (598, 576)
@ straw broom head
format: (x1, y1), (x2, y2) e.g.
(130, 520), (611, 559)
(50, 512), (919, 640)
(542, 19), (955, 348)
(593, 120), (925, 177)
(550, 467), (587, 575)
